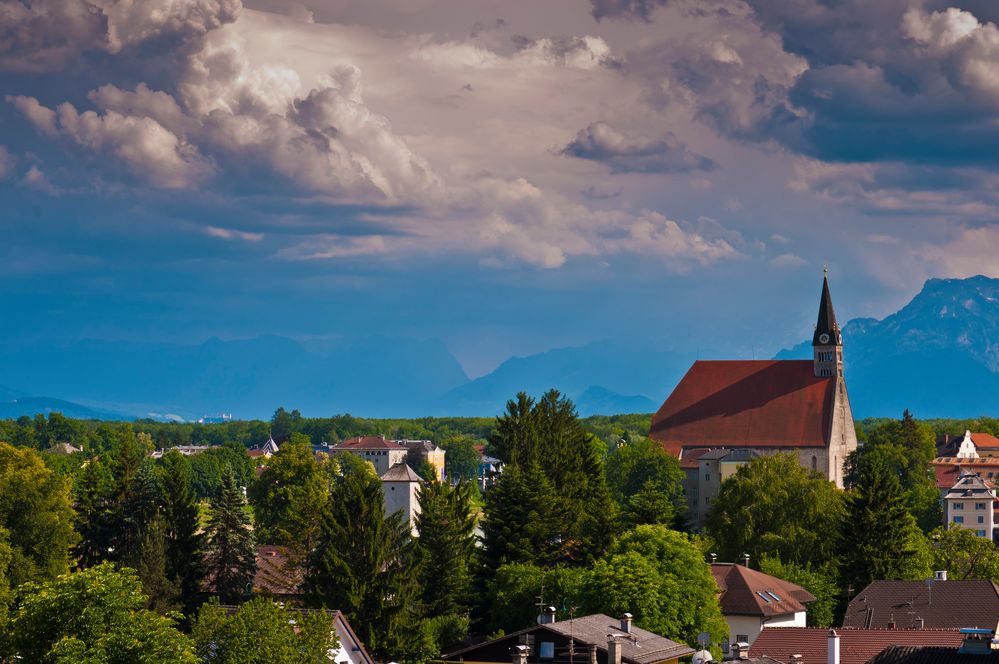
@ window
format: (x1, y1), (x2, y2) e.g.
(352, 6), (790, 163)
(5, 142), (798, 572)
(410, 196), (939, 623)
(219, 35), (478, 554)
(980, 530), (988, 537)
(954, 516), (965, 524)
(979, 516), (985, 524)
(954, 503), (964, 510)
(977, 503), (987, 510)
(736, 635), (749, 644)
(705, 473), (710, 481)
(756, 592), (771, 603)
(811, 456), (817, 471)
(767, 591), (782, 601)
(539, 643), (554, 659)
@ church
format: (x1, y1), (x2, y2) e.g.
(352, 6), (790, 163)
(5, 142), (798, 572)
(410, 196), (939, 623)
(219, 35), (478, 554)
(649, 274), (858, 528)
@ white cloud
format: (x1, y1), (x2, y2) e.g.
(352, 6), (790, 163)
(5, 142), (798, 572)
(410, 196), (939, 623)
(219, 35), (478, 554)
(769, 253), (807, 268)
(204, 226), (264, 241)
(0, 146), (15, 179)
(21, 165), (61, 195)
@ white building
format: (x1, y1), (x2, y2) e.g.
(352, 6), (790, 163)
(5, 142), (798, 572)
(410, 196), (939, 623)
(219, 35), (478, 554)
(380, 462), (423, 534)
(332, 436), (409, 477)
(944, 471), (996, 539)
(711, 562), (815, 647)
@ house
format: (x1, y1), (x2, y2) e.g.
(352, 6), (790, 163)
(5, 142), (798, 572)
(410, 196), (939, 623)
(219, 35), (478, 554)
(944, 472), (997, 538)
(479, 453), (504, 490)
(150, 444), (217, 459)
(749, 627), (964, 664)
(442, 613), (694, 664)
(692, 449), (759, 528)
(868, 629), (999, 663)
(711, 562), (816, 646)
(650, 275), (858, 529)
(45, 442), (83, 455)
(219, 604), (373, 664)
(253, 544), (303, 602)
(381, 462), (423, 533)
(841, 580), (999, 630)
(398, 439), (446, 481)
(248, 436), (280, 459)
(332, 436), (409, 476)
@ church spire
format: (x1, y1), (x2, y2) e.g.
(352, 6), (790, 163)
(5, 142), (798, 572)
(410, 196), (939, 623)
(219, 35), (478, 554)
(812, 269), (841, 348)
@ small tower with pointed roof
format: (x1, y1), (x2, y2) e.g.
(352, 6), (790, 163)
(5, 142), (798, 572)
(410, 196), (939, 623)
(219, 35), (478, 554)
(812, 269), (843, 378)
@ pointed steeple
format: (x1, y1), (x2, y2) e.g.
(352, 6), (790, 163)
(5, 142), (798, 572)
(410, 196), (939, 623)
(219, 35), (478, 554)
(812, 270), (842, 347)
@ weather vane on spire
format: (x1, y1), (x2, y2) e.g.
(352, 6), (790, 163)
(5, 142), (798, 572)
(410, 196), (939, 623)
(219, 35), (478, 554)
(823, 264), (829, 277)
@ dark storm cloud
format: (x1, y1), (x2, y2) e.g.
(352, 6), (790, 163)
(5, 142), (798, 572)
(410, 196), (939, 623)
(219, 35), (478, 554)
(561, 121), (715, 174)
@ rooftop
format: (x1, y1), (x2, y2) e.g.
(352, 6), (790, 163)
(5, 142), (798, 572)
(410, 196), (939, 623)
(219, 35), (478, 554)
(868, 645), (999, 664)
(749, 627), (965, 664)
(650, 360), (835, 454)
(380, 462), (424, 482)
(842, 580), (999, 630)
(711, 563), (815, 617)
(335, 436), (408, 451)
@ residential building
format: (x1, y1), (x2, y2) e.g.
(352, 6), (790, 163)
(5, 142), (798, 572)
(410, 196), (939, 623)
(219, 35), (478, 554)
(150, 444), (217, 459)
(381, 462), (423, 534)
(689, 449), (759, 529)
(944, 472), (997, 538)
(332, 436), (408, 476)
(248, 436), (280, 460)
(399, 439), (446, 481)
(253, 544), (303, 602)
(841, 580), (999, 630)
(749, 627), (964, 664)
(478, 453), (504, 490)
(711, 562), (815, 646)
(650, 275), (858, 513)
(45, 442), (83, 455)
(442, 613), (694, 664)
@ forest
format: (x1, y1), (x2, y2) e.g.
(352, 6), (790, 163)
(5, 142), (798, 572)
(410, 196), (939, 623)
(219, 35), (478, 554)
(0, 398), (992, 663)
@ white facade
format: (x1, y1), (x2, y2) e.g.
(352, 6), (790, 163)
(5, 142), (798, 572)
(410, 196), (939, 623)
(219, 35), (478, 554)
(944, 472), (996, 539)
(957, 430), (981, 459)
(380, 463), (423, 535)
(725, 612), (806, 647)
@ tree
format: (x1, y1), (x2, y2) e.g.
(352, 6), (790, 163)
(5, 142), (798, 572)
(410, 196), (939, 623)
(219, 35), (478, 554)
(305, 460), (424, 662)
(0, 442), (78, 586)
(479, 465), (563, 571)
(270, 407), (302, 443)
(758, 555), (840, 628)
(116, 459), (164, 564)
(1, 562), (196, 663)
(132, 516), (181, 613)
(74, 456), (115, 568)
(706, 453), (846, 567)
(192, 597), (338, 664)
(160, 450), (205, 608)
(929, 526), (999, 580)
(839, 454), (932, 593)
(582, 525), (727, 649)
(440, 436), (480, 482)
(204, 467), (257, 603)
(605, 437), (686, 528)
(248, 440), (330, 550)
(416, 479), (477, 618)
(485, 563), (584, 634)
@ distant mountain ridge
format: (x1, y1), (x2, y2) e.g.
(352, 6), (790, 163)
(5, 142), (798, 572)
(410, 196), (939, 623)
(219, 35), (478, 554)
(776, 275), (999, 417)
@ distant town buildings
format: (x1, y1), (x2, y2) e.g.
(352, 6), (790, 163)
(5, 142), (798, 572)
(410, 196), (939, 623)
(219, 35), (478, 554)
(197, 413), (233, 424)
(332, 436), (409, 476)
(932, 430), (999, 538)
(943, 472), (997, 538)
(650, 274), (858, 529)
(150, 444), (218, 459)
(841, 579), (999, 630)
(247, 436), (280, 460)
(380, 462), (424, 534)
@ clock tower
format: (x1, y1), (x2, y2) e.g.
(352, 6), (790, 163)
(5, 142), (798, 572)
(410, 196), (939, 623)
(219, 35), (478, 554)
(812, 270), (843, 378)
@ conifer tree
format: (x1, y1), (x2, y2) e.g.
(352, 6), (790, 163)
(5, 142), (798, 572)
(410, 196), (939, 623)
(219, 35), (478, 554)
(204, 467), (256, 603)
(75, 457), (115, 567)
(133, 516), (181, 614)
(116, 460), (163, 564)
(160, 450), (205, 607)
(840, 454), (932, 592)
(416, 479), (476, 617)
(305, 462), (423, 661)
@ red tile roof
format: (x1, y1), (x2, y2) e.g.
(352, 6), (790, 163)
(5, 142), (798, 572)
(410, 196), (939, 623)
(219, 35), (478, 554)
(679, 447), (713, 469)
(711, 563), (815, 617)
(650, 360), (834, 455)
(335, 436), (407, 451)
(931, 459), (999, 489)
(253, 545), (303, 596)
(972, 432), (999, 449)
(842, 580), (999, 630)
(749, 628), (964, 664)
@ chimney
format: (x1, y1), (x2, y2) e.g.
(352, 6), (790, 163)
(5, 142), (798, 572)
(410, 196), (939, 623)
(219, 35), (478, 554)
(709, 552), (718, 564)
(913, 617), (924, 629)
(539, 606), (556, 625)
(958, 628), (993, 655)
(512, 645), (529, 664)
(620, 613), (633, 634)
(935, 570), (948, 581)
(887, 614), (896, 630)
(731, 642), (750, 660)
(742, 553), (750, 567)
(827, 629), (839, 664)
(589, 645), (598, 664)
(607, 636), (622, 664)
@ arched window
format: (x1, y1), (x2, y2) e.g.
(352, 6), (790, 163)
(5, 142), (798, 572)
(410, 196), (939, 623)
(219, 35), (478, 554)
(811, 456), (817, 471)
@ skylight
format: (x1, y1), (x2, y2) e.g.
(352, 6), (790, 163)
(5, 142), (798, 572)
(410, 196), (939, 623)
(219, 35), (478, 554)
(756, 592), (771, 602)
(767, 591), (781, 601)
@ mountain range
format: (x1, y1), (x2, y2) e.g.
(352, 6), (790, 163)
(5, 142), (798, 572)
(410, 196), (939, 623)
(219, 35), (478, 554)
(4, 275), (999, 421)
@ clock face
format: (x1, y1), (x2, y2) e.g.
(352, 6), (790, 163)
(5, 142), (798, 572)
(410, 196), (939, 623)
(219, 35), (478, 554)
(819, 333), (830, 344)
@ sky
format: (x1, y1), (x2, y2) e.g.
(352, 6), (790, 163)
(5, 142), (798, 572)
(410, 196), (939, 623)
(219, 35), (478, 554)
(4, 0), (999, 377)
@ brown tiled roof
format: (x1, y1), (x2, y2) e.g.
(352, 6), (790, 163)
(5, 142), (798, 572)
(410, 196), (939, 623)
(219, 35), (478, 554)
(971, 433), (999, 449)
(335, 436), (407, 451)
(253, 545), (303, 596)
(711, 563), (815, 617)
(932, 459), (999, 489)
(650, 360), (834, 455)
(749, 628), (964, 664)
(679, 448), (712, 469)
(380, 462), (423, 482)
(868, 645), (999, 664)
(842, 580), (999, 630)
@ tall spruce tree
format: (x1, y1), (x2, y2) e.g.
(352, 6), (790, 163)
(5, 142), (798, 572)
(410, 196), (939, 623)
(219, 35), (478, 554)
(204, 467), (256, 603)
(160, 450), (205, 608)
(75, 457), (115, 567)
(415, 479), (476, 617)
(305, 462), (423, 662)
(840, 453), (932, 593)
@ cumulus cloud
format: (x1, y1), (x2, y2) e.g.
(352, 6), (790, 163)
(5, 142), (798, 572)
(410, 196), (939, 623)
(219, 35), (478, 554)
(769, 253), (807, 268)
(21, 165), (61, 195)
(204, 226), (264, 241)
(0, 146), (15, 179)
(561, 121), (714, 174)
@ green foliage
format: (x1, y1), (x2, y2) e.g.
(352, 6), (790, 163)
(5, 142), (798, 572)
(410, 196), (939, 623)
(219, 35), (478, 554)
(270, 407), (303, 443)
(191, 597), (338, 664)
(132, 516), (181, 613)
(604, 436), (685, 528)
(188, 442), (254, 499)
(248, 442), (330, 550)
(582, 526), (727, 649)
(416, 479), (477, 618)
(839, 453), (932, 592)
(204, 467), (257, 603)
(485, 564), (584, 634)
(1, 562), (196, 663)
(160, 451), (205, 609)
(440, 435), (481, 481)
(306, 459), (423, 662)
(706, 453), (845, 567)
(758, 555), (840, 628)
(929, 526), (999, 580)
(480, 465), (564, 570)
(74, 457), (115, 568)
(0, 442), (78, 586)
